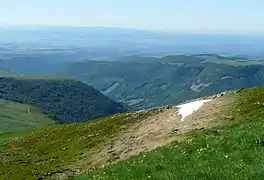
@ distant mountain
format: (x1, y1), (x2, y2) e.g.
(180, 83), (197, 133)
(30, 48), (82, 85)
(0, 77), (128, 123)
(2, 54), (264, 110)
(2, 26), (264, 62)
(55, 54), (264, 109)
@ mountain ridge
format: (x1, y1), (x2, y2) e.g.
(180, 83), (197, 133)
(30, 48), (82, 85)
(55, 55), (264, 110)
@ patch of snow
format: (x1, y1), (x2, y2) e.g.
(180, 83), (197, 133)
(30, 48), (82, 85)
(176, 99), (212, 121)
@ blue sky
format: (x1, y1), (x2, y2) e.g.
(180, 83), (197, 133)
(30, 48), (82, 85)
(1, 0), (264, 33)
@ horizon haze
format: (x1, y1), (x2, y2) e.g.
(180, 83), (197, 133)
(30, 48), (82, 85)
(1, 0), (264, 34)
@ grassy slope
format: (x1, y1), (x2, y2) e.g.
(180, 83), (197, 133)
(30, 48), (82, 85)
(0, 99), (55, 133)
(0, 99), (55, 145)
(76, 87), (264, 180)
(0, 111), (152, 180)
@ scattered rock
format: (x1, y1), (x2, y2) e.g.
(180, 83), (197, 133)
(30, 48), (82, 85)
(166, 105), (173, 109)
(195, 127), (205, 130)
(110, 155), (120, 161)
(107, 148), (117, 154)
(224, 115), (234, 120)
(170, 128), (179, 133)
(129, 136), (136, 139)
(216, 94), (222, 98)
(124, 148), (133, 153)
(39, 169), (79, 180)
(87, 134), (95, 138)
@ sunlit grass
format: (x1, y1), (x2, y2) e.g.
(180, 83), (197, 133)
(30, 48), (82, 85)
(75, 87), (264, 180)
(0, 111), (151, 180)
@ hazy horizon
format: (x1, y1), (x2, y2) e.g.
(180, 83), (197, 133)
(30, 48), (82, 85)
(1, 0), (264, 34)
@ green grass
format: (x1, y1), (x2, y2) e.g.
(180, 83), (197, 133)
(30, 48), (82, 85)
(0, 130), (35, 145)
(0, 111), (151, 180)
(0, 99), (55, 134)
(75, 87), (264, 180)
(0, 99), (55, 145)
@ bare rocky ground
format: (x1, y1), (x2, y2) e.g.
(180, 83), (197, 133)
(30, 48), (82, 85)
(72, 91), (237, 175)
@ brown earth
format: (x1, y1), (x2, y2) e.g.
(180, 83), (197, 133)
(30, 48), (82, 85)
(76, 93), (236, 173)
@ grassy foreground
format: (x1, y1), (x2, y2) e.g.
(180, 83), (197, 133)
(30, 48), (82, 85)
(0, 111), (151, 180)
(75, 87), (264, 180)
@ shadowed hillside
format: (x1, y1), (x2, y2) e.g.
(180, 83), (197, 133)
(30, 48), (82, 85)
(0, 77), (128, 123)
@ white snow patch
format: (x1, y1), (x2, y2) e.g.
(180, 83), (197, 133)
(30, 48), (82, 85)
(176, 99), (212, 121)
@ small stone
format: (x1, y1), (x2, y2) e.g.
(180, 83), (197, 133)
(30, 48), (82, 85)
(107, 149), (116, 153)
(87, 134), (95, 138)
(129, 136), (136, 139)
(196, 127), (204, 130)
(170, 128), (179, 133)
(166, 105), (172, 109)
(225, 116), (234, 120)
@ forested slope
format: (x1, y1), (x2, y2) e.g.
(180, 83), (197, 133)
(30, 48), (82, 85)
(0, 77), (128, 123)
